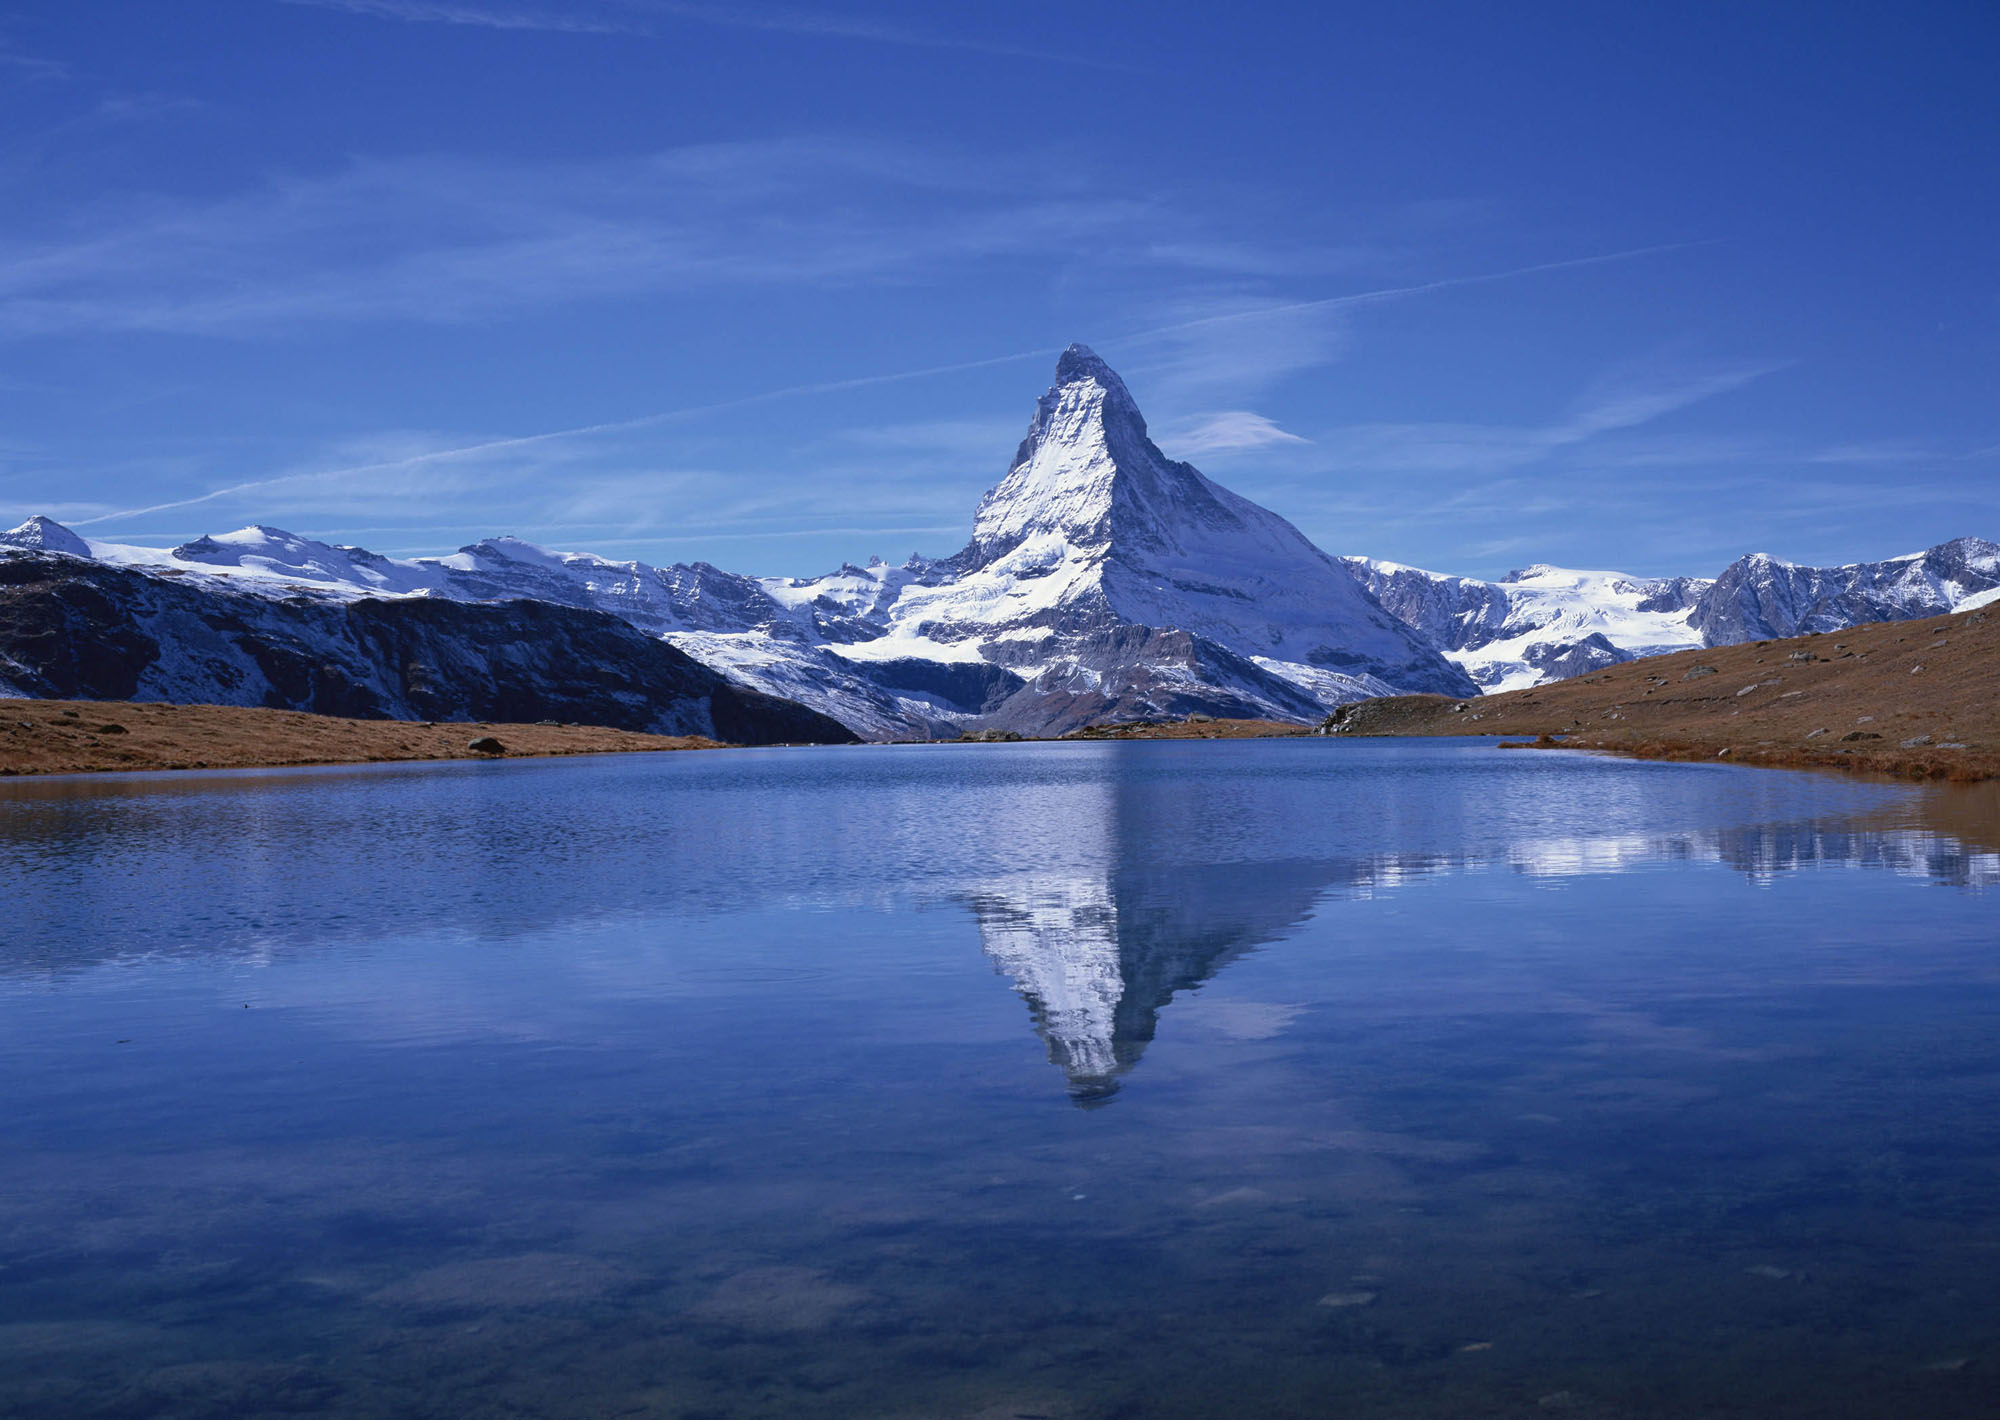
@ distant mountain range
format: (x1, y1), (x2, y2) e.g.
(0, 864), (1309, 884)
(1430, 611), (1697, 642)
(1347, 536), (2000, 692)
(3, 345), (1995, 738)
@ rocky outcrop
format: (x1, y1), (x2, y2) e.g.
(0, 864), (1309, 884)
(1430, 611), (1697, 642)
(973, 625), (1332, 736)
(1692, 537), (2000, 644)
(1521, 631), (1629, 681)
(0, 553), (855, 744)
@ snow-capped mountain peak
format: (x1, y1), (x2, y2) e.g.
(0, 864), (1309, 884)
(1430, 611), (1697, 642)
(868, 347), (1481, 716)
(966, 342), (1163, 563)
(1, 515), (91, 558)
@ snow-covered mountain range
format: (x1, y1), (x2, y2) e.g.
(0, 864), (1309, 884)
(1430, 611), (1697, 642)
(0, 548), (855, 742)
(1342, 535), (1998, 692)
(1339, 559), (1712, 692)
(1690, 538), (2000, 643)
(3, 345), (1994, 736)
(0, 347), (1474, 736)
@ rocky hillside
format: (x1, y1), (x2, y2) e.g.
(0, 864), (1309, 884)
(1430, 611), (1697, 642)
(1691, 538), (2000, 643)
(0, 555), (856, 745)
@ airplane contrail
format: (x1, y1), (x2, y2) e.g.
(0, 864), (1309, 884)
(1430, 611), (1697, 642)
(73, 240), (1707, 531)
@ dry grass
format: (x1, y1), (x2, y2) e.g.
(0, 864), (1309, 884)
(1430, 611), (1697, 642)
(1340, 605), (2000, 782)
(0, 700), (720, 778)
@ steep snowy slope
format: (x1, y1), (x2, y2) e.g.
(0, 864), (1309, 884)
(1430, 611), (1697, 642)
(663, 348), (1478, 731)
(809, 345), (1476, 729)
(1341, 558), (1709, 692)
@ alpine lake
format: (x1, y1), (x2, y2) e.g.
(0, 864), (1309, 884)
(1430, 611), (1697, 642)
(3, 738), (1998, 1419)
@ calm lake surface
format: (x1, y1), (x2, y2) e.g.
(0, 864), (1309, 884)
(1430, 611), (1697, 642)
(3, 739), (1998, 1419)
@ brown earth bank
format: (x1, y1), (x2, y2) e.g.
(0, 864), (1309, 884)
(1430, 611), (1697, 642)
(0, 700), (722, 777)
(942, 716), (1308, 742)
(1327, 605), (2000, 783)
(1057, 716), (1310, 741)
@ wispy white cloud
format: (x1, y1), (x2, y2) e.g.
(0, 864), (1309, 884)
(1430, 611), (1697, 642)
(0, 43), (69, 83)
(1164, 410), (1311, 457)
(1139, 240), (1383, 280)
(1112, 242), (1716, 352)
(1111, 291), (1353, 412)
(279, 0), (629, 32)
(1555, 360), (1787, 445)
(69, 344), (1061, 529)
(0, 141), (1161, 337)
(1095, 242), (1715, 417)
(1302, 358), (1786, 479)
(1803, 438), (1934, 465)
(65, 241), (1726, 540)
(277, 0), (1122, 68)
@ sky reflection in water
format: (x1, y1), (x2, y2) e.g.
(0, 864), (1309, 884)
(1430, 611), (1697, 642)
(2, 740), (1996, 1419)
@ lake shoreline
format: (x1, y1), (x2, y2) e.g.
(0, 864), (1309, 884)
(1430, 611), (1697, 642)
(0, 700), (721, 777)
(8, 700), (1993, 785)
(9, 597), (1994, 783)
(1322, 605), (2000, 784)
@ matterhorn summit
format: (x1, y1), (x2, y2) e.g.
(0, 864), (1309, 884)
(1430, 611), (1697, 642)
(963, 343), (1172, 561)
(854, 343), (1478, 726)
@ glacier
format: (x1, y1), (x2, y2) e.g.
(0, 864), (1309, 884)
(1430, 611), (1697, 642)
(1339, 559), (1711, 693)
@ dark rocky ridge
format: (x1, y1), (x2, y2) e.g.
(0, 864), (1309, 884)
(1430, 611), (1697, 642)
(971, 625), (1331, 737)
(1691, 537), (2000, 644)
(0, 553), (856, 744)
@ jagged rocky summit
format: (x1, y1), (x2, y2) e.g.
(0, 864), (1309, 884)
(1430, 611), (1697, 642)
(786, 344), (1477, 731)
(3, 346), (1994, 736)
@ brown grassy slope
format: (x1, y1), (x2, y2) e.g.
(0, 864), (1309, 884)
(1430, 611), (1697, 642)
(1331, 605), (2000, 782)
(0, 701), (720, 777)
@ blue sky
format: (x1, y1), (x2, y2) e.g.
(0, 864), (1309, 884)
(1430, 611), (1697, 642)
(0, 1), (1994, 579)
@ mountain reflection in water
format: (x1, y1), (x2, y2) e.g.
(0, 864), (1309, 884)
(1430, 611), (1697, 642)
(970, 861), (1332, 1105)
(964, 776), (1997, 1105)
(4, 747), (2000, 1420)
